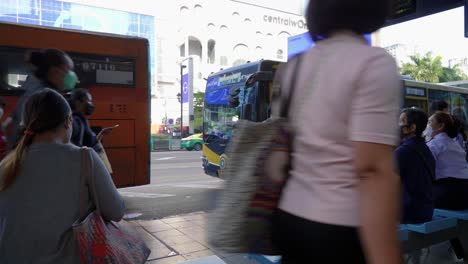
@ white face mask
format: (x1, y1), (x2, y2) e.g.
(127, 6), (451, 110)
(423, 125), (433, 140)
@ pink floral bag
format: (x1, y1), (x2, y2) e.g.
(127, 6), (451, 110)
(72, 148), (150, 264)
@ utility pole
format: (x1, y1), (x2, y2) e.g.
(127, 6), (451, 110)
(180, 64), (187, 137)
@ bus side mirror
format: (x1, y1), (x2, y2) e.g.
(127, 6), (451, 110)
(245, 71), (274, 88)
(228, 87), (241, 107)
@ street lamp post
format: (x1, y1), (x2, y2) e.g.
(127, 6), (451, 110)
(180, 64), (187, 138)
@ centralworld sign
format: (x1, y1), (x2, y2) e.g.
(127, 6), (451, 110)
(263, 15), (307, 29)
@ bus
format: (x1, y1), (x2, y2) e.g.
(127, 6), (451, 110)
(403, 78), (468, 122)
(202, 60), (280, 177)
(202, 61), (468, 177)
(0, 22), (150, 187)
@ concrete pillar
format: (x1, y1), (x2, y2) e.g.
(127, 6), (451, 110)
(185, 36), (189, 58)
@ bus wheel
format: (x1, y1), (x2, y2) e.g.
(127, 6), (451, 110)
(194, 143), (202, 151)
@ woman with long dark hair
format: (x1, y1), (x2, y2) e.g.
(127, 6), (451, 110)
(427, 111), (468, 209)
(0, 89), (124, 263)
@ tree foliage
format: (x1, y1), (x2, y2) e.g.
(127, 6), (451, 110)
(401, 52), (467, 83)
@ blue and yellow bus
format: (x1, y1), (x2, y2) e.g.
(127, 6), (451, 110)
(201, 60), (468, 177)
(202, 60), (280, 177)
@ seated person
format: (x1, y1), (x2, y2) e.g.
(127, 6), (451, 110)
(69, 88), (112, 152)
(427, 111), (468, 210)
(396, 108), (435, 224)
(429, 100), (449, 115)
(452, 116), (467, 153)
(0, 89), (124, 262)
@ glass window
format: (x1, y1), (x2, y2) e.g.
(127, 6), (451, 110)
(62, 2), (72, 11)
(70, 52), (136, 87)
(18, 18), (40, 25)
(41, 0), (62, 12)
(0, 16), (17, 23)
(129, 13), (139, 23)
(8, 74), (28, 89)
(428, 89), (451, 113)
(18, 0), (33, 14)
(451, 92), (468, 124)
(0, 0), (18, 15)
(40, 9), (60, 22)
(40, 20), (56, 27)
(0, 47), (33, 94)
(62, 23), (82, 30)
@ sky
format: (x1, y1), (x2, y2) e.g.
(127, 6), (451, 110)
(380, 7), (468, 65)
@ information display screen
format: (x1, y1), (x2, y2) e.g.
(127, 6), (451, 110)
(387, 0), (464, 26)
(391, 0), (417, 19)
(70, 53), (136, 87)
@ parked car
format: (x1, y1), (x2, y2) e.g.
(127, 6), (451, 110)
(180, 133), (203, 151)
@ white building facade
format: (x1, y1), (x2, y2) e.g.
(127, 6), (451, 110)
(154, 0), (309, 125)
(449, 58), (468, 73)
(384, 43), (421, 67)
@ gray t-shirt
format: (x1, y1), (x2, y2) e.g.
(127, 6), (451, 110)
(0, 143), (125, 263)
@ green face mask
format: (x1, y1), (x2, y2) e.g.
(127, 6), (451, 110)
(63, 71), (78, 91)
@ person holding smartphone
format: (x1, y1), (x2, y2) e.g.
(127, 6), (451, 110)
(69, 88), (117, 172)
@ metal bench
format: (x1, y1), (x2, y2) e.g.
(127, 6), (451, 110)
(185, 213), (468, 264)
(403, 216), (458, 234)
(178, 256), (226, 264)
(399, 225), (410, 241)
(402, 214), (468, 263)
(247, 254), (281, 264)
(434, 209), (468, 221)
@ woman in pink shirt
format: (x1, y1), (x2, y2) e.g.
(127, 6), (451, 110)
(272, 1), (402, 263)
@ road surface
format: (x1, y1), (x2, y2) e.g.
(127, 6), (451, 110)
(120, 151), (223, 220)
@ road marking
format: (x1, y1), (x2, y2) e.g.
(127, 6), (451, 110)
(155, 157), (176, 161)
(166, 179), (224, 190)
(152, 162), (202, 170)
(170, 183), (223, 189)
(124, 213), (142, 219)
(119, 191), (175, 198)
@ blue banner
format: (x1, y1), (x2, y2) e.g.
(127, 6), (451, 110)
(288, 32), (371, 59)
(182, 73), (189, 103)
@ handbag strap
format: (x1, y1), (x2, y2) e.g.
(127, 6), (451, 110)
(280, 54), (304, 119)
(79, 147), (101, 219)
(282, 49), (327, 126)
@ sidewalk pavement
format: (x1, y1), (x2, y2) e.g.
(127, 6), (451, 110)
(129, 211), (276, 264)
(131, 211), (463, 264)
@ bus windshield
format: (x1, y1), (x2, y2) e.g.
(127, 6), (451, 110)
(203, 103), (238, 140)
(203, 64), (258, 140)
